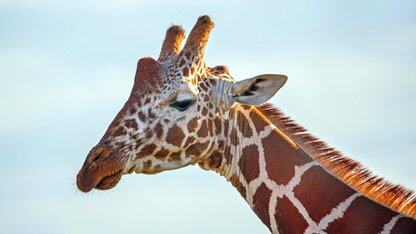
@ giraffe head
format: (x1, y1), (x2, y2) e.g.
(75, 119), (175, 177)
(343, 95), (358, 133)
(76, 16), (287, 192)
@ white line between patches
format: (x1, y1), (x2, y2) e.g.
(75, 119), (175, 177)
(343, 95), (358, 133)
(317, 193), (361, 230)
(379, 214), (403, 234)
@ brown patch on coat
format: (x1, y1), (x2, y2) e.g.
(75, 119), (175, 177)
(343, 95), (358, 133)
(217, 140), (225, 151)
(223, 146), (233, 165)
(125, 119), (138, 130)
(391, 217), (416, 234)
(207, 118), (214, 135)
(137, 144), (157, 157)
(201, 107), (208, 116)
(326, 196), (397, 233)
(203, 94), (209, 102)
(197, 120), (209, 137)
(250, 110), (265, 132)
(182, 67), (189, 77)
(293, 166), (355, 223)
(230, 128), (239, 146)
(238, 112), (252, 138)
(229, 107), (236, 120)
(187, 117), (198, 133)
(154, 148), (170, 160)
(252, 183), (272, 230)
(113, 126), (127, 137)
(154, 123), (164, 139)
(263, 130), (312, 185)
(223, 121), (230, 136)
(185, 141), (209, 156)
(214, 118), (222, 135)
(239, 145), (260, 183)
(275, 196), (309, 233)
(166, 124), (185, 146)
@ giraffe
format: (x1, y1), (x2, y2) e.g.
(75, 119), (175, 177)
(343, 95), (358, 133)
(76, 16), (416, 233)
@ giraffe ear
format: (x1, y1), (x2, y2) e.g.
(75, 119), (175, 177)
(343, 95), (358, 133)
(230, 74), (287, 105)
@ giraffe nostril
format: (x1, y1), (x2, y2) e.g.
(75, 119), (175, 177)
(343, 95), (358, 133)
(91, 153), (101, 163)
(87, 146), (111, 164)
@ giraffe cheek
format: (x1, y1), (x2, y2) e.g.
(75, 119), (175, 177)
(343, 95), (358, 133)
(166, 124), (185, 147)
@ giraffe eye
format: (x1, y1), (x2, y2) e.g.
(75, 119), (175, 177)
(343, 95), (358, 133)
(170, 99), (194, 111)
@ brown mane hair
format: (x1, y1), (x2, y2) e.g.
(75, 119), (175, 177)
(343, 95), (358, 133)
(257, 103), (416, 218)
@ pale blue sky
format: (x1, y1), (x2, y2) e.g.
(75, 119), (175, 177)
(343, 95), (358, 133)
(0, 1), (415, 233)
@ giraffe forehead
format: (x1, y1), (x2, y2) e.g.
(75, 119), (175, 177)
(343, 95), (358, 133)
(129, 64), (235, 120)
(160, 59), (236, 96)
(132, 59), (184, 96)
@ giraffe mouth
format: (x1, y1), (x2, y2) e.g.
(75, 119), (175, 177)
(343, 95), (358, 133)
(95, 169), (124, 190)
(77, 167), (124, 192)
(76, 146), (125, 193)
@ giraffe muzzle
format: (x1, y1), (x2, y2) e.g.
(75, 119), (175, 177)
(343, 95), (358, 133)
(76, 145), (125, 192)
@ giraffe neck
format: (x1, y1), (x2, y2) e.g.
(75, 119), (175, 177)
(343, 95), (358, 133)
(200, 105), (416, 233)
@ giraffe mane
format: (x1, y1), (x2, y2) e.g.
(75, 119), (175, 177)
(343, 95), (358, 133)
(257, 103), (416, 218)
